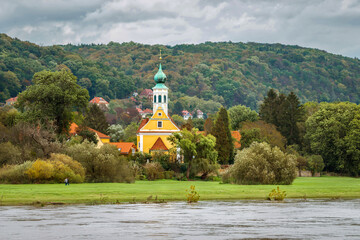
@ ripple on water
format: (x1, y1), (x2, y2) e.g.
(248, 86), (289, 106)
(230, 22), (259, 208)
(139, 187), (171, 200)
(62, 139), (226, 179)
(0, 200), (360, 240)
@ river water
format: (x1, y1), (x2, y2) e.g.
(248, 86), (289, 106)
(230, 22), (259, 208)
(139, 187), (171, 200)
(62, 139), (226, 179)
(1, 199), (360, 239)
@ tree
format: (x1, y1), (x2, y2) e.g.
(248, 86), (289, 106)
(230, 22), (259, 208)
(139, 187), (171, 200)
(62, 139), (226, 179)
(173, 101), (184, 116)
(305, 102), (360, 175)
(168, 128), (218, 179)
(16, 70), (89, 134)
(84, 103), (109, 134)
(124, 122), (139, 143)
(204, 118), (214, 135)
(307, 155), (325, 176)
(171, 114), (185, 128)
(259, 90), (305, 146)
(211, 107), (234, 164)
(108, 124), (125, 142)
(228, 104), (258, 130)
(240, 120), (286, 151)
(259, 89), (279, 126)
(277, 92), (305, 145)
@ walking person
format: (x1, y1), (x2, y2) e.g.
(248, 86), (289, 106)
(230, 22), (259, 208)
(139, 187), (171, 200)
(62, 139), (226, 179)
(64, 178), (69, 186)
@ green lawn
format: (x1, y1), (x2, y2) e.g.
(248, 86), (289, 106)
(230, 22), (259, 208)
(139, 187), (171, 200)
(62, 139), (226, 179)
(0, 176), (360, 206)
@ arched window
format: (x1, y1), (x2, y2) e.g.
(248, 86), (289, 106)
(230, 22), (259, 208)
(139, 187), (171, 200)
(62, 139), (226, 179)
(158, 95), (162, 103)
(164, 95), (167, 103)
(154, 95), (157, 103)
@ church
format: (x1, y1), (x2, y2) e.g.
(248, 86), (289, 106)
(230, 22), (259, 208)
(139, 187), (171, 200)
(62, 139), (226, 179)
(136, 57), (180, 153)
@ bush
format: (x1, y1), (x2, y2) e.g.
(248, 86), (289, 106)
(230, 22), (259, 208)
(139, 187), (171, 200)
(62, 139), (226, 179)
(143, 162), (164, 181)
(130, 152), (152, 165)
(227, 142), (296, 185)
(267, 186), (287, 201)
(64, 141), (134, 183)
(26, 159), (54, 181)
(0, 142), (22, 167)
(0, 161), (33, 183)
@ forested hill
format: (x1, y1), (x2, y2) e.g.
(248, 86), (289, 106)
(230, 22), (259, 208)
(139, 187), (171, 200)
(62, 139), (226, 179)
(1, 33), (360, 109)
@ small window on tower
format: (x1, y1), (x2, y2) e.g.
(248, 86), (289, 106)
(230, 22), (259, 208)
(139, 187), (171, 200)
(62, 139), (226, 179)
(158, 121), (163, 128)
(164, 95), (167, 103)
(154, 95), (157, 103)
(158, 112), (162, 116)
(158, 95), (162, 103)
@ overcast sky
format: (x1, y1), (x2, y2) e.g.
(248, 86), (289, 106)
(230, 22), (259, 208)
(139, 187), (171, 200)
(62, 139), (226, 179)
(1, 0), (360, 58)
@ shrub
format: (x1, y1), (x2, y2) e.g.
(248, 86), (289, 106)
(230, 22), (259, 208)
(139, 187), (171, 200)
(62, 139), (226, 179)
(0, 161), (33, 183)
(0, 142), (22, 167)
(26, 159), (54, 181)
(64, 141), (134, 183)
(48, 153), (85, 183)
(143, 162), (164, 181)
(267, 186), (287, 201)
(186, 185), (200, 203)
(227, 142), (296, 185)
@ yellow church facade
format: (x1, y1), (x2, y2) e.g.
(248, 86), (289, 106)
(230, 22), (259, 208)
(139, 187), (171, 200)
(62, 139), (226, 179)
(136, 61), (180, 153)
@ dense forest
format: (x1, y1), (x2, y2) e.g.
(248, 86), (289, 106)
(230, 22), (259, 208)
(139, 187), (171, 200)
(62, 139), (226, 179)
(1, 33), (360, 110)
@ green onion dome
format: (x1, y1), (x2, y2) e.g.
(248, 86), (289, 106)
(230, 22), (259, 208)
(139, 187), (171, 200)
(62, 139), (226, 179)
(154, 63), (167, 83)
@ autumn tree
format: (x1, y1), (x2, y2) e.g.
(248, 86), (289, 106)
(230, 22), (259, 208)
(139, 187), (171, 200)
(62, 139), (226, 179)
(16, 70), (89, 134)
(211, 107), (234, 164)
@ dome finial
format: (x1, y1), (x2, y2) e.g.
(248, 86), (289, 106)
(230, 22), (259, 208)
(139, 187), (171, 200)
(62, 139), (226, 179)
(159, 49), (162, 60)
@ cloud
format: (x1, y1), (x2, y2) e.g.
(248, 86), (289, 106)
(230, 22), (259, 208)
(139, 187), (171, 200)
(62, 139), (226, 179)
(1, 0), (360, 57)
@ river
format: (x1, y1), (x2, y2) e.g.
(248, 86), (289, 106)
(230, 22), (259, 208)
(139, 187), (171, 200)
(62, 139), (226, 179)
(1, 199), (359, 239)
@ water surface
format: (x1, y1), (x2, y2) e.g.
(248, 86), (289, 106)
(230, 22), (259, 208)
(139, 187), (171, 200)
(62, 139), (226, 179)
(1, 199), (359, 239)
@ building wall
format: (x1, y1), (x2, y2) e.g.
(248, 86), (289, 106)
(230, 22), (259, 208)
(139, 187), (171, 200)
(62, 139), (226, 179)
(141, 134), (174, 153)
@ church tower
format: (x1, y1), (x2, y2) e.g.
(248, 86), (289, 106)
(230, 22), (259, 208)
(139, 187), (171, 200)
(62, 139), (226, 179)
(152, 63), (168, 115)
(136, 52), (180, 153)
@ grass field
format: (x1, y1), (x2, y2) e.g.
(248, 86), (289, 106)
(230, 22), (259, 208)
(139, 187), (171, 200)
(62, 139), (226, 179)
(0, 176), (360, 206)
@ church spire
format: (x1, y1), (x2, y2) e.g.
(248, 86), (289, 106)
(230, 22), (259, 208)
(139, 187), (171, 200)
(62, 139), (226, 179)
(154, 50), (167, 84)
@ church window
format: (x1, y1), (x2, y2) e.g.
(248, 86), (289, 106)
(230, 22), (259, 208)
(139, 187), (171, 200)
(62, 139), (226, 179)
(164, 95), (166, 103)
(154, 95), (157, 103)
(158, 112), (162, 116)
(158, 121), (163, 128)
(158, 95), (162, 103)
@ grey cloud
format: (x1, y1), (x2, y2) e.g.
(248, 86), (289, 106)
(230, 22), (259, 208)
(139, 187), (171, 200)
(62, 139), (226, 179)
(1, 0), (360, 58)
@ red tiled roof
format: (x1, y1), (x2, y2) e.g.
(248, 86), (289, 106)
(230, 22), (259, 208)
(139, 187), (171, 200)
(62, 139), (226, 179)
(136, 118), (149, 133)
(88, 127), (110, 139)
(142, 109), (152, 113)
(109, 142), (136, 155)
(136, 108), (142, 113)
(6, 96), (18, 103)
(69, 122), (110, 139)
(150, 137), (168, 151)
(89, 97), (109, 104)
(140, 89), (153, 96)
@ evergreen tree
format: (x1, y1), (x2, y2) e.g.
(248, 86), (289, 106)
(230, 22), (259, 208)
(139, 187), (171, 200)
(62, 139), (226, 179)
(211, 107), (234, 164)
(259, 89), (279, 126)
(84, 104), (109, 134)
(278, 92), (305, 145)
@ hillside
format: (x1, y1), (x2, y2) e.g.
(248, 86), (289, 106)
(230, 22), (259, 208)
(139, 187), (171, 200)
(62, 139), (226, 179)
(1, 33), (360, 110)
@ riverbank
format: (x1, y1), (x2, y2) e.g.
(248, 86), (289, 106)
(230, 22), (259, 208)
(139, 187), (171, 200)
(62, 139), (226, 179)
(0, 176), (359, 206)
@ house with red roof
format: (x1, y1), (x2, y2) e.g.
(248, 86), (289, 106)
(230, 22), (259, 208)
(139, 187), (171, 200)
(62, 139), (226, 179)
(182, 110), (192, 120)
(109, 142), (137, 156)
(136, 108), (153, 118)
(69, 122), (110, 148)
(139, 89), (153, 100)
(5, 96), (18, 106)
(89, 97), (109, 108)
